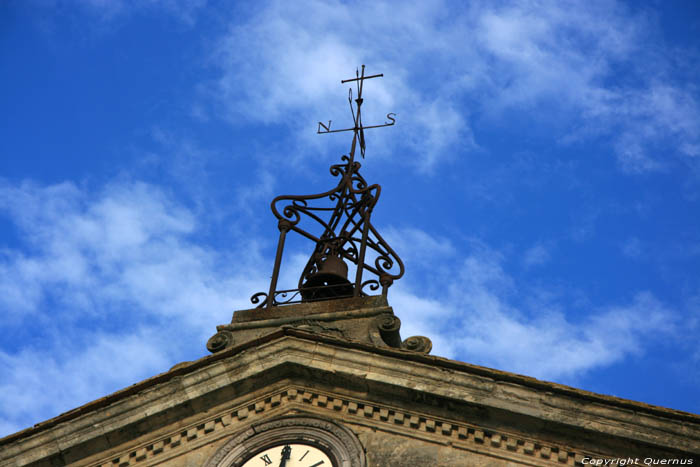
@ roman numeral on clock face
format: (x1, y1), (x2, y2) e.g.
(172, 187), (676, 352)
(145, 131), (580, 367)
(259, 453), (272, 465)
(309, 462), (324, 467)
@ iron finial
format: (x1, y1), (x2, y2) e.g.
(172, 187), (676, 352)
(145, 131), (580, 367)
(252, 66), (402, 308)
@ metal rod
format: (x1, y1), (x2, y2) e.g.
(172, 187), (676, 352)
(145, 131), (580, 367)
(357, 121), (394, 130)
(341, 73), (383, 83)
(266, 226), (288, 308)
(317, 127), (356, 134)
(354, 217), (370, 295)
(349, 131), (357, 162)
(317, 121), (395, 134)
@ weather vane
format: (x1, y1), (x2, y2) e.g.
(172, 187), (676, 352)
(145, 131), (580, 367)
(251, 65), (403, 308)
(317, 65), (396, 158)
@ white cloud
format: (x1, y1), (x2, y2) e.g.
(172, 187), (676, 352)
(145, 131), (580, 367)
(383, 227), (454, 267)
(0, 328), (171, 429)
(208, 0), (700, 174)
(0, 179), (269, 434)
(471, 2), (700, 172)
(210, 0), (478, 170)
(456, 290), (672, 381)
(388, 227), (675, 382)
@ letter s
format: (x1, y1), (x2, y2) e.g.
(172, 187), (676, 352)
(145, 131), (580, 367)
(385, 113), (396, 125)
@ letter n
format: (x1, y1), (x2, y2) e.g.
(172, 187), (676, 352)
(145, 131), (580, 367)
(318, 120), (332, 133)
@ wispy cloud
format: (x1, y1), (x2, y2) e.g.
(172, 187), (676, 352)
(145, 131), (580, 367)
(210, 0), (478, 170)
(522, 242), (551, 268)
(383, 227), (455, 267)
(389, 227), (675, 382)
(75, 0), (207, 24)
(621, 236), (644, 259)
(0, 179), (268, 433)
(0, 328), (171, 436)
(209, 0), (700, 174)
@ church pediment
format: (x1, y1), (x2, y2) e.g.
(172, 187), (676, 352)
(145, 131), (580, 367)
(3, 329), (698, 466)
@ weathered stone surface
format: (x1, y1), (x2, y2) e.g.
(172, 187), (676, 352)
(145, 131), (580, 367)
(1, 326), (698, 466)
(209, 295), (432, 356)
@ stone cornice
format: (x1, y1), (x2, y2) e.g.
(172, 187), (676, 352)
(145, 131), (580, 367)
(2, 329), (699, 465)
(284, 328), (700, 422)
(216, 305), (390, 331)
(84, 387), (582, 467)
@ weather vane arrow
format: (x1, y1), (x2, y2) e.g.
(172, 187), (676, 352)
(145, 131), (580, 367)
(316, 64), (396, 158)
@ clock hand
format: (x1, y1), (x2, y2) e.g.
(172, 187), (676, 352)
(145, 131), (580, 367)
(279, 445), (291, 467)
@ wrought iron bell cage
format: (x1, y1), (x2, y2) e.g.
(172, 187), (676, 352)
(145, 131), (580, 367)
(251, 66), (404, 308)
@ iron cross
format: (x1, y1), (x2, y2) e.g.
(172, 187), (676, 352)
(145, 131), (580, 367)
(317, 65), (396, 158)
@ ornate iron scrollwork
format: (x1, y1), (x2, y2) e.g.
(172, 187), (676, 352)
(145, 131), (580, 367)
(251, 66), (403, 308)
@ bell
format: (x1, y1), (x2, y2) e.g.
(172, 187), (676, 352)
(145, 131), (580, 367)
(300, 255), (354, 301)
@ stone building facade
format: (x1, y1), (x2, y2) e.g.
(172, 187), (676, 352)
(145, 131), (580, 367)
(1, 296), (698, 466)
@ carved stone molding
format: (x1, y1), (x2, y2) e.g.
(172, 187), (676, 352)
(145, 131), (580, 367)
(209, 296), (432, 355)
(204, 416), (366, 467)
(400, 335), (432, 354)
(366, 312), (432, 353)
(90, 386), (594, 467)
(375, 313), (401, 347)
(207, 330), (234, 353)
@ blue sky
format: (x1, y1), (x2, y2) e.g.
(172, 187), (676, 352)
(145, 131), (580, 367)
(1, 0), (700, 437)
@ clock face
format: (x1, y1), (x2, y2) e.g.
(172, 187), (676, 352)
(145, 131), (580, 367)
(241, 443), (333, 467)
